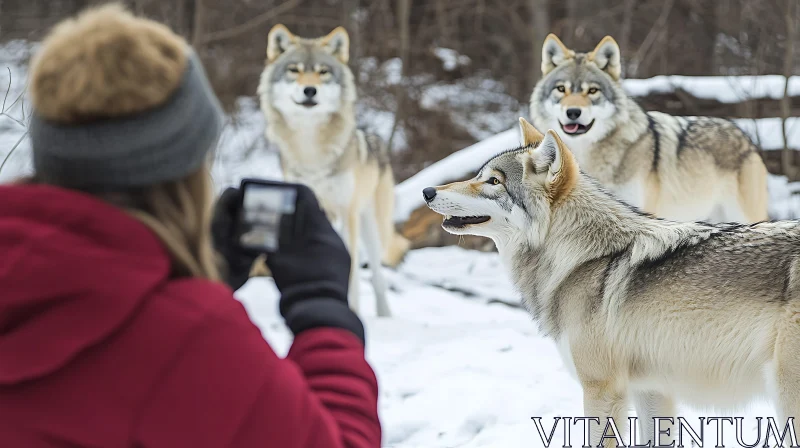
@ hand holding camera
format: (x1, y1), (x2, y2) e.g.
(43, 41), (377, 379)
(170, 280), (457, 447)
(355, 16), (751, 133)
(211, 179), (363, 343)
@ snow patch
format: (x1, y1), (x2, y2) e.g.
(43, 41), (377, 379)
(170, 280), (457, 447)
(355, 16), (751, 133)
(732, 117), (800, 151)
(433, 47), (471, 72)
(623, 75), (800, 103)
(767, 174), (800, 220)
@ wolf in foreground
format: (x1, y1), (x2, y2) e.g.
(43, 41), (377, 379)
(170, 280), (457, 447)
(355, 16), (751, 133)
(530, 34), (769, 223)
(258, 24), (409, 317)
(423, 118), (800, 447)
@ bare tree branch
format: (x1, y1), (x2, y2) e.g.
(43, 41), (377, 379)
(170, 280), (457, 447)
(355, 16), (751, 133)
(0, 70), (28, 177)
(628, 0), (675, 77)
(200, 0), (302, 45)
(0, 131), (28, 175)
(2, 68), (12, 112)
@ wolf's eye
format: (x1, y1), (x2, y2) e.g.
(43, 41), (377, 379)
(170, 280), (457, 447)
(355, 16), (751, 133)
(319, 67), (330, 75)
(556, 85), (566, 93)
(588, 87), (599, 94)
(487, 177), (501, 185)
(287, 66), (300, 74)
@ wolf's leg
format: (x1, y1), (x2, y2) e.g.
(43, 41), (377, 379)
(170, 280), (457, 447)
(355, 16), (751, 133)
(341, 212), (361, 316)
(360, 208), (391, 317)
(632, 391), (676, 447)
(773, 308), (800, 445)
(737, 153), (770, 223)
(583, 383), (629, 448)
(374, 169), (410, 268)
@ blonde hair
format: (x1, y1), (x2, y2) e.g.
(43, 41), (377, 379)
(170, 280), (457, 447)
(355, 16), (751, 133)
(25, 3), (220, 281)
(19, 167), (222, 281)
(122, 166), (221, 281)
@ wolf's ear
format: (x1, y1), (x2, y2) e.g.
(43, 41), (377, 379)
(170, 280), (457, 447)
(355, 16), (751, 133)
(321, 27), (350, 64)
(267, 24), (296, 62)
(588, 36), (621, 80)
(518, 117), (544, 147)
(530, 130), (579, 204)
(542, 34), (575, 76)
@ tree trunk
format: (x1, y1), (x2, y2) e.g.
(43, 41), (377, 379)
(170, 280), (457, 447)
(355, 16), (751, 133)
(387, 0), (411, 152)
(565, 0), (578, 42)
(529, 0), (550, 92)
(176, 0), (196, 39)
(342, 0), (359, 62)
(620, 0), (636, 59)
(435, 0), (449, 46)
(781, 0), (797, 178)
(190, 0), (206, 51)
(712, 0), (729, 73)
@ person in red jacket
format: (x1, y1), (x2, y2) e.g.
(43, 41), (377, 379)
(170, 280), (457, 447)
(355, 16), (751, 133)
(0, 4), (381, 447)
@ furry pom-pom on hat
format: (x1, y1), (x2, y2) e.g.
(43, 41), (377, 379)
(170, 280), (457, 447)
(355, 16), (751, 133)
(28, 3), (224, 190)
(29, 3), (188, 124)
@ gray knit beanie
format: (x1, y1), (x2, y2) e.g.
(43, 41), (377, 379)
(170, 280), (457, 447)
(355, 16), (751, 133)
(27, 4), (224, 191)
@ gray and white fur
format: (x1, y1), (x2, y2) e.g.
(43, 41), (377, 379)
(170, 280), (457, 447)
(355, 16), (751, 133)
(258, 24), (409, 317)
(424, 120), (800, 448)
(530, 34), (769, 223)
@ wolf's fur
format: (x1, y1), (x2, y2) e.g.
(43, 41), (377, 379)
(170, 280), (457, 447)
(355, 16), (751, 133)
(425, 119), (800, 447)
(530, 34), (769, 223)
(258, 24), (409, 317)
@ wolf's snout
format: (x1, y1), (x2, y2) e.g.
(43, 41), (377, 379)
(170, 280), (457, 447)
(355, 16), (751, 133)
(566, 108), (582, 120)
(422, 187), (437, 202)
(303, 87), (317, 98)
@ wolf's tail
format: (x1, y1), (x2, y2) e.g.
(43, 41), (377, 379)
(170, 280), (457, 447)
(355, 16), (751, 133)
(738, 152), (770, 222)
(248, 254), (272, 278)
(362, 130), (392, 170)
(383, 232), (411, 268)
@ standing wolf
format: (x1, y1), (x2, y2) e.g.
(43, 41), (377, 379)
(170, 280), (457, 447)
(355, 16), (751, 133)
(423, 118), (800, 448)
(258, 24), (409, 317)
(530, 34), (769, 223)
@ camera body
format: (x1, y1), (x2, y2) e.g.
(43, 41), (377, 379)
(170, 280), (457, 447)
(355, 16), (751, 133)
(236, 178), (301, 254)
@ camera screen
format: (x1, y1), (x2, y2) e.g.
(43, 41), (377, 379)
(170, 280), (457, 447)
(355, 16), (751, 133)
(239, 183), (297, 252)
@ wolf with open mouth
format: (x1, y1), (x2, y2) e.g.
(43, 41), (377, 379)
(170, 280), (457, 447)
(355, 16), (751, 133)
(424, 118), (800, 448)
(529, 34), (769, 224)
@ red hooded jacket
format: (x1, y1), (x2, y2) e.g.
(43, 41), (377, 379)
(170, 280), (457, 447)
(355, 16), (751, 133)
(0, 184), (381, 447)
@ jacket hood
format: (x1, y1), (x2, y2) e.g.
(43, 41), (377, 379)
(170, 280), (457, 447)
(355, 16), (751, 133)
(0, 185), (171, 384)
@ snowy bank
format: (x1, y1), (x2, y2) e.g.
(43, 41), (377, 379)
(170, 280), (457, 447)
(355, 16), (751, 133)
(732, 117), (800, 151)
(394, 128), (519, 221)
(623, 75), (800, 103)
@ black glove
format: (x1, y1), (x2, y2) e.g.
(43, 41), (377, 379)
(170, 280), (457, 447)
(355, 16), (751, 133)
(266, 184), (365, 344)
(211, 188), (257, 291)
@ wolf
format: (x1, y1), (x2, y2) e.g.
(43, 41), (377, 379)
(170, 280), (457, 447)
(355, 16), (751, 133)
(258, 24), (410, 317)
(423, 118), (800, 447)
(530, 34), (769, 224)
